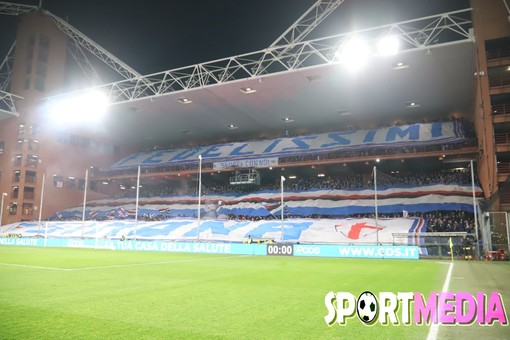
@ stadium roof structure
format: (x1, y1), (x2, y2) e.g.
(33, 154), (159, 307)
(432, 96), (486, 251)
(103, 40), (474, 148)
(62, 7), (475, 149)
(1, 2), (475, 150)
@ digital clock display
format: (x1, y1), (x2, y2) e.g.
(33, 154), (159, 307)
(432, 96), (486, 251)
(266, 244), (294, 256)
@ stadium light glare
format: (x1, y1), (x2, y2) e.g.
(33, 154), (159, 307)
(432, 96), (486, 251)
(377, 35), (399, 56)
(336, 38), (371, 71)
(48, 90), (109, 126)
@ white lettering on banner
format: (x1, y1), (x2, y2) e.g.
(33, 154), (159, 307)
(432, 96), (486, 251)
(0, 238), (16, 245)
(213, 158), (279, 170)
(0, 238), (38, 246)
(112, 122), (462, 168)
(337, 246), (419, 258)
(295, 245), (320, 255)
(0, 238), (36, 246)
(160, 243), (191, 252)
(67, 240), (85, 248)
(193, 243), (231, 253)
(116, 241), (133, 250)
(135, 242), (159, 251)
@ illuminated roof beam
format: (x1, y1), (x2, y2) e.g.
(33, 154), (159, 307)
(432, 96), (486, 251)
(49, 9), (474, 105)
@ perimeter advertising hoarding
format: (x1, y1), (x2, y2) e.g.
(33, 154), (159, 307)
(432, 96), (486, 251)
(0, 238), (420, 259)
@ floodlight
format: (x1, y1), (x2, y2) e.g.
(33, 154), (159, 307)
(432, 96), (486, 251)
(336, 38), (371, 71)
(48, 90), (109, 125)
(82, 90), (109, 118)
(377, 35), (399, 56)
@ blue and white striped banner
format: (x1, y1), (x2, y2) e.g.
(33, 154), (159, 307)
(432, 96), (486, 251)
(111, 122), (465, 169)
(59, 183), (481, 219)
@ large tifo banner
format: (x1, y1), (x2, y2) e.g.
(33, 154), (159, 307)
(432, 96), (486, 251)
(111, 121), (465, 169)
(1, 217), (425, 245)
(58, 184), (482, 220)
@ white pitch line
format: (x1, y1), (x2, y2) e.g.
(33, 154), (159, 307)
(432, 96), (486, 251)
(0, 263), (72, 271)
(0, 255), (246, 272)
(70, 254), (246, 271)
(426, 262), (454, 340)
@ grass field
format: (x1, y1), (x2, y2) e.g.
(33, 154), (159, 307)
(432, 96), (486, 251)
(0, 246), (508, 339)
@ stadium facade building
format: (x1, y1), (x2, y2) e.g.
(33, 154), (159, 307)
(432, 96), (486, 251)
(0, 9), (134, 224)
(0, 0), (509, 226)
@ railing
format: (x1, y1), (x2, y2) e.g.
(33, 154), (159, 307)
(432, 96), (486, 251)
(498, 162), (510, 175)
(492, 103), (510, 115)
(489, 74), (510, 88)
(486, 47), (510, 60)
(500, 189), (510, 205)
(495, 132), (510, 144)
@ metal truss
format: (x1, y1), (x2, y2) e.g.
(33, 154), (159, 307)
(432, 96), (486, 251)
(57, 9), (472, 105)
(45, 11), (143, 81)
(0, 89), (22, 117)
(0, 41), (15, 91)
(257, 0), (346, 77)
(0, 3), (144, 82)
(67, 40), (102, 85)
(269, 0), (346, 47)
(0, 2), (144, 114)
(0, 1), (37, 15)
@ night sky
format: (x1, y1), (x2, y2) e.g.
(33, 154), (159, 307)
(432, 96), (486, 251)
(0, 0), (470, 78)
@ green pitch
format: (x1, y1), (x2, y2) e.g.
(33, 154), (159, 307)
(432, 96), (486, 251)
(0, 246), (508, 339)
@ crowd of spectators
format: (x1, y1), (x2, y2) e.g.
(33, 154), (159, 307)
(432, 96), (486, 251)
(53, 169), (480, 236)
(419, 210), (475, 233)
(110, 169), (474, 199)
